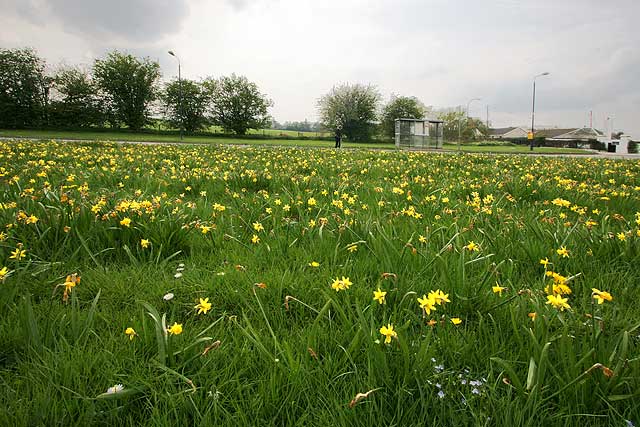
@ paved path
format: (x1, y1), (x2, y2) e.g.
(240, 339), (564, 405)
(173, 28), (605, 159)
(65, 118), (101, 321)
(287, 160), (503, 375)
(1, 136), (639, 159)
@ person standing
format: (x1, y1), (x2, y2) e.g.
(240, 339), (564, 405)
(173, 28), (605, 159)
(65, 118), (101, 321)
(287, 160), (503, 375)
(334, 129), (342, 148)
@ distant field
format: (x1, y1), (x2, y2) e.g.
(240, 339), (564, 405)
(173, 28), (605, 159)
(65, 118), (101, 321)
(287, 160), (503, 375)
(149, 124), (332, 138)
(243, 128), (332, 138)
(0, 129), (387, 148)
(0, 129), (596, 155)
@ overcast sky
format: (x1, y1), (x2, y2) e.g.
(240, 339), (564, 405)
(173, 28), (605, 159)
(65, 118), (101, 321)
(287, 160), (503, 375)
(1, 0), (638, 136)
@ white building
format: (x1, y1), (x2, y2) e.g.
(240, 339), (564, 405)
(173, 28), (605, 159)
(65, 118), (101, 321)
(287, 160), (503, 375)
(488, 127), (529, 139)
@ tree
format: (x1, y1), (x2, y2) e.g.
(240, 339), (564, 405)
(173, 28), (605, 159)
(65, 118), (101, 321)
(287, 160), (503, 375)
(93, 51), (161, 131)
(49, 67), (104, 128)
(437, 109), (489, 141)
(163, 79), (210, 132)
(204, 74), (272, 135)
(380, 95), (428, 139)
(281, 120), (313, 132)
(270, 118), (281, 129)
(0, 48), (50, 128)
(317, 83), (381, 142)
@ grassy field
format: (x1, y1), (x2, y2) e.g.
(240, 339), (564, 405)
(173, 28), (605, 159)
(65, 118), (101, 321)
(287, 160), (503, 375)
(241, 127), (331, 138)
(158, 124), (332, 138)
(1, 140), (639, 426)
(0, 129), (594, 155)
(0, 130), (593, 154)
(0, 128), (386, 149)
(440, 143), (589, 155)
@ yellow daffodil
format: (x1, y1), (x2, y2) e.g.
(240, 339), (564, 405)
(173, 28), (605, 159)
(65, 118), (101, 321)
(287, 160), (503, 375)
(417, 294), (437, 315)
(60, 273), (80, 303)
(251, 234), (260, 244)
(125, 327), (137, 340)
(379, 323), (397, 344)
(10, 248), (26, 260)
(492, 284), (507, 296)
(195, 298), (212, 314)
(120, 217), (132, 227)
(431, 289), (450, 305)
(546, 294), (570, 311)
(373, 288), (387, 305)
(556, 246), (569, 258)
(331, 276), (353, 292)
(167, 322), (183, 335)
(464, 241), (480, 252)
(308, 261), (320, 268)
(450, 318), (462, 326)
(140, 238), (150, 248)
(0, 266), (9, 281)
(591, 288), (613, 304)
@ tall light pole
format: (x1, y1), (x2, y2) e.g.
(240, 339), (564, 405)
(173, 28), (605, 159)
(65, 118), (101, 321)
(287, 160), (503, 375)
(607, 116), (614, 139)
(168, 50), (183, 141)
(459, 98), (481, 151)
(530, 72), (550, 151)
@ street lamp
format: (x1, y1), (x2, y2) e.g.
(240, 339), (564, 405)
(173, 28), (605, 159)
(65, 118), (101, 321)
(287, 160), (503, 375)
(530, 72), (550, 151)
(606, 116), (615, 139)
(459, 98), (481, 151)
(168, 50), (183, 141)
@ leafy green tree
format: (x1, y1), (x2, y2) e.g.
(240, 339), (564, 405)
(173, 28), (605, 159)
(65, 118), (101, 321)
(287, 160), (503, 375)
(50, 67), (104, 128)
(162, 79), (210, 132)
(317, 83), (381, 142)
(93, 51), (161, 130)
(204, 74), (272, 135)
(437, 109), (489, 141)
(0, 48), (50, 128)
(380, 95), (428, 139)
(466, 117), (489, 140)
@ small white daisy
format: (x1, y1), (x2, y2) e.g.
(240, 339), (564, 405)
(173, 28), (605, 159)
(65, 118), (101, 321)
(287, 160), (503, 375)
(106, 384), (124, 394)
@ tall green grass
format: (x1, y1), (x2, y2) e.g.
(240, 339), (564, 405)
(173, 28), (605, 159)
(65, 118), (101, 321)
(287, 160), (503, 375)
(0, 140), (638, 426)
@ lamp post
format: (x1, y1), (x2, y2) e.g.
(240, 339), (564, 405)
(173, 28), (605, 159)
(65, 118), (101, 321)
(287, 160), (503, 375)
(607, 116), (614, 139)
(459, 98), (481, 151)
(530, 72), (550, 151)
(168, 50), (183, 141)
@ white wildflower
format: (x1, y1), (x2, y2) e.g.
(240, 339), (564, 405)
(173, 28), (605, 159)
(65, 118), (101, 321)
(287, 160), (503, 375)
(106, 384), (124, 394)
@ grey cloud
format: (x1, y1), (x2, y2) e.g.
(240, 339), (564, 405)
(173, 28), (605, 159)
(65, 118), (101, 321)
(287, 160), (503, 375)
(11, 0), (190, 42)
(488, 45), (640, 114)
(227, 0), (248, 10)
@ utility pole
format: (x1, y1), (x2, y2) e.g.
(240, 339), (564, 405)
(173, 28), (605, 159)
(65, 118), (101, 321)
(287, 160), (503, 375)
(168, 50), (183, 141)
(458, 106), (462, 152)
(530, 72), (550, 151)
(486, 105), (489, 129)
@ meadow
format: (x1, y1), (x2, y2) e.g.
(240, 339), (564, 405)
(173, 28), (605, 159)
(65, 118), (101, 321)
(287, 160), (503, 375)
(0, 139), (638, 426)
(0, 128), (592, 155)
